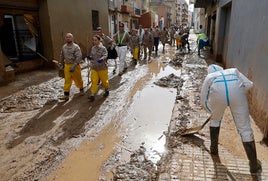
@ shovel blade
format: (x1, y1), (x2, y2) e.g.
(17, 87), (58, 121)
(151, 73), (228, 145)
(179, 116), (211, 136)
(180, 125), (203, 136)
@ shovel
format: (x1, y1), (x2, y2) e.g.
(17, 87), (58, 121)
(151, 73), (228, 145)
(24, 37), (49, 62)
(180, 115), (211, 136)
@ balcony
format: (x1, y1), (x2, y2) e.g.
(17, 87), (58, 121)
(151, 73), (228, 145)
(120, 5), (133, 13)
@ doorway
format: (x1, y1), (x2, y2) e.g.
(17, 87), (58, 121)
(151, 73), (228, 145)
(0, 14), (39, 64)
(1, 15), (18, 59)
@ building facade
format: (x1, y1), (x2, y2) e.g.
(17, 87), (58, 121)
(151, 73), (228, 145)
(0, 0), (109, 84)
(108, 0), (149, 36)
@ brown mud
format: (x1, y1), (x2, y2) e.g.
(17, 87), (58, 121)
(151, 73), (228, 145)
(0, 34), (267, 181)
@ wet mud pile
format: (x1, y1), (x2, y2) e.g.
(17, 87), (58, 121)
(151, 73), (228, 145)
(155, 52), (210, 176)
(154, 73), (184, 88)
(169, 56), (183, 67)
(0, 79), (62, 113)
(113, 146), (158, 181)
(168, 59), (208, 147)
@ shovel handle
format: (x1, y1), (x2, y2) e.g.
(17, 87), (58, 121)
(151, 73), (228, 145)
(201, 115), (211, 128)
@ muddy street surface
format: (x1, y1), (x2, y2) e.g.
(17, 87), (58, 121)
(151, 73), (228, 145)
(0, 40), (183, 180)
(1, 32), (268, 181)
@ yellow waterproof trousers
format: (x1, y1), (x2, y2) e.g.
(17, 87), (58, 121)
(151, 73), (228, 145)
(132, 47), (139, 60)
(176, 38), (181, 47)
(90, 69), (109, 95)
(63, 63), (83, 93)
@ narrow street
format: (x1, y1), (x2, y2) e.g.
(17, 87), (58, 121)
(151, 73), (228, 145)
(0, 32), (267, 181)
(0, 33), (181, 180)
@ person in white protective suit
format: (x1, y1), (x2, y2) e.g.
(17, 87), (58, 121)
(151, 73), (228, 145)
(200, 64), (262, 174)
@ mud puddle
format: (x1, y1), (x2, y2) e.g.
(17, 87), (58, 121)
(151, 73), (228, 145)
(120, 77), (178, 163)
(48, 121), (120, 181)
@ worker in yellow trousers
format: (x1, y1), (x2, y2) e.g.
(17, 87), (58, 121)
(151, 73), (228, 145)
(59, 33), (84, 101)
(87, 35), (109, 102)
(63, 63), (83, 92)
(174, 30), (182, 50)
(130, 29), (140, 65)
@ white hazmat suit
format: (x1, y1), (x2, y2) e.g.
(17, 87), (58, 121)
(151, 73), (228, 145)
(201, 64), (253, 142)
(200, 64), (261, 174)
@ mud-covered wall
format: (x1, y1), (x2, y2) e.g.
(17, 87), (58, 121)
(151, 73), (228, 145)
(40, 0), (109, 60)
(225, 0), (268, 138)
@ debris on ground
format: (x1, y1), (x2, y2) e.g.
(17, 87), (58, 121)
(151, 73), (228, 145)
(0, 82), (62, 113)
(113, 146), (158, 181)
(154, 73), (183, 88)
(169, 56), (183, 67)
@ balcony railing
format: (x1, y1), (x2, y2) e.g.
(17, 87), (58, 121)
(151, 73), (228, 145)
(121, 5), (133, 13)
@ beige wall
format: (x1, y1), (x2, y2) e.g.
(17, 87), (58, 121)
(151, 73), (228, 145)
(39, 0), (109, 60)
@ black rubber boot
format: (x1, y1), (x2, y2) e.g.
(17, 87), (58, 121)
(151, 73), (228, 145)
(103, 90), (109, 97)
(59, 92), (69, 101)
(210, 126), (220, 155)
(242, 141), (262, 174)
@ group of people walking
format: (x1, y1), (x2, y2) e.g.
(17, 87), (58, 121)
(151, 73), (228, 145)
(58, 23), (220, 104)
(58, 23), (188, 102)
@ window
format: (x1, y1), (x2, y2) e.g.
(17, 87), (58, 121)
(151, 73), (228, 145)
(92, 10), (99, 30)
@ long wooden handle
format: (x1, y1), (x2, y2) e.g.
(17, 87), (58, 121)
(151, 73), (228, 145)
(52, 60), (60, 68)
(201, 115), (211, 128)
